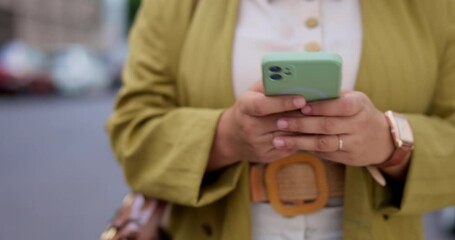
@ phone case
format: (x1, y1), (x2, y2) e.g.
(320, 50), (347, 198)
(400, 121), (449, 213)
(262, 52), (342, 102)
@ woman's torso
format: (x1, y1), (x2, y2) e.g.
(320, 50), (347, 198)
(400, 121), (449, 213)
(167, 0), (446, 239)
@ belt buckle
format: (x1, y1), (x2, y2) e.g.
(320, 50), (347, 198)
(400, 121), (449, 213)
(265, 152), (329, 217)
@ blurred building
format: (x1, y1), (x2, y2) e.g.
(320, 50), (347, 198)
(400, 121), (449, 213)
(0, 0), (101, 52)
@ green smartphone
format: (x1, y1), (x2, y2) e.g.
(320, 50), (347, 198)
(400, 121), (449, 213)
(262, 52), (342, 102)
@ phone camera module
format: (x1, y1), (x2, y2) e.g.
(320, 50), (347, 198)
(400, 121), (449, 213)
(270, 74), (283, 80)
(269, 66), (282, 72)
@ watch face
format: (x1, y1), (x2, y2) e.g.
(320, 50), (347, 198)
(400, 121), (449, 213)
(394, 113), (414, 145)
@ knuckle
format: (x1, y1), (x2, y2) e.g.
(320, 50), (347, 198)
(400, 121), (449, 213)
(357, 92), (371, 108)
(316, 135), (331, 151)
(357, 113), (372, 131)
(350, 121), (360, 133)
(287, 119), (299, 131)
(340, 97), (355, 115)
(295, 120), (308, 132)
(351, 136), (361, 146)
(321, 117), (336, 134)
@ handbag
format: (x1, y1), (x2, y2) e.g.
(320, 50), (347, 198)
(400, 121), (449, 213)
(99, 193), (169, 240)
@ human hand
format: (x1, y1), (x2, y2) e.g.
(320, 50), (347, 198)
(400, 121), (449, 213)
(272, 90), (395, 167)
(207, 82), (307, 171)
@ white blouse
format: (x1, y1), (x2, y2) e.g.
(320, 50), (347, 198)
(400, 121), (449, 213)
(232, 0), (363, 239)
(232, 0), (362, 97)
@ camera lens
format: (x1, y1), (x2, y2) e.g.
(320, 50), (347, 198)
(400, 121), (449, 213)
(269, 66), (282, 72)
(284, 67), (292, 75)
(270, 74), (282, 80)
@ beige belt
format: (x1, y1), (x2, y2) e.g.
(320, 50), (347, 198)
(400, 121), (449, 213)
(250, 152), (345, 217)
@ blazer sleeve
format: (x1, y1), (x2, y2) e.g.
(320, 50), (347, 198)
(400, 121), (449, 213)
(106, 0), (244, 207)
(374, 2), (455, 214)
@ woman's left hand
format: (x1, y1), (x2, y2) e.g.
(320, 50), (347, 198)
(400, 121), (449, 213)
(273, 90), (395, 167)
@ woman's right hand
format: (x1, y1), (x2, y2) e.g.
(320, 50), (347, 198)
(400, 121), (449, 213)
(207, 82), (307, 171)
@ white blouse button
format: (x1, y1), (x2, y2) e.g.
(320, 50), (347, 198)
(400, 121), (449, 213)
(304, 41), (321, 52)
(305, 18), (319, 28)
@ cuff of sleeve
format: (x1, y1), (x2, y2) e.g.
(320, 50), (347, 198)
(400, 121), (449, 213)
(124, 108), (245, 207)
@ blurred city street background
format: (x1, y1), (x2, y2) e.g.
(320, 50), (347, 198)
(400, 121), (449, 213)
(0, 93), (129, 240)
(0, 0), (454, 239)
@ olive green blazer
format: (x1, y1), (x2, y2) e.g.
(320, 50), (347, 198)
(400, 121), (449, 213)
(107, 0), (455, 239)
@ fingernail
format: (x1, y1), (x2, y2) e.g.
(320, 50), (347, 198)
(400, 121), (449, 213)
(273, 138), (286, 148)
(277, 119), (288, 129)
(293, 97), (306, 108)
(301, 105), (312, 114)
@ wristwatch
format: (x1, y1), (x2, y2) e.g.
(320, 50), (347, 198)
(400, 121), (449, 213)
(376, 111), (415, 168)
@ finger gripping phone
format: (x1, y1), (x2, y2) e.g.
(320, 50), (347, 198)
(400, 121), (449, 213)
(262, 52), (342, 102)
